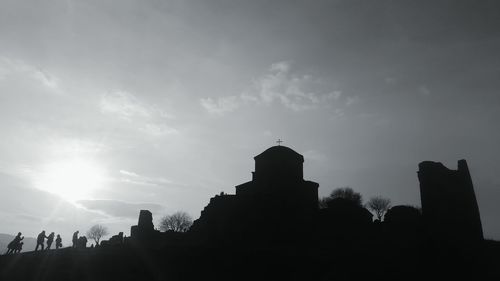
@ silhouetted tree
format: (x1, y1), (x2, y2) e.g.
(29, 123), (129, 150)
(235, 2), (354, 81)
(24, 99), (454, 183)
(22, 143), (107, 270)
(367, 196), (391, 220)
(384, 205), (422, 225)
(326, 187), (363, 207)
(319, 197), (332, 209)
(87, 225), (108, 246)
(159, 211), (193, 232)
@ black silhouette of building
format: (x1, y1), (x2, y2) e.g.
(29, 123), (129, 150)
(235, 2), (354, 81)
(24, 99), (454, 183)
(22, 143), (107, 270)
(418, 159), (483, 242)
(101, 232), (124, 247)
(191, 145), (319, 244)
(236, 145), (319, 212)
(129, 210), (162, 245)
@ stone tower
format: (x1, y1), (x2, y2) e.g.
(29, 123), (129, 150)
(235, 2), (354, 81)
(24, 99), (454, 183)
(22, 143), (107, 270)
(418, 159), (483, 242)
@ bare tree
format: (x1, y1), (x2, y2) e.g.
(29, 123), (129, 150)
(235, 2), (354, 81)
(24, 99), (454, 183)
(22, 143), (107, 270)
(86, 224), (109, 246)
(159, 211), (193, 233)
(328, 187), (363, 206)
(318, 197), (329, 209)
(367, 196), (391, 221)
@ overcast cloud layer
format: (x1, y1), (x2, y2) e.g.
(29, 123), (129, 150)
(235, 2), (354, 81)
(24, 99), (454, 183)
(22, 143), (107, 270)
(1, 0), (500, 241)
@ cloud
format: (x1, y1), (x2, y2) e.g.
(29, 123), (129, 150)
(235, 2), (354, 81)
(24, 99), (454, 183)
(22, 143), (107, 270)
(200, 96), (240, 115)
(200, 61), (352, 114)
(269, 61), (291, 73)
(32, 69), (59, 89)
(345, 96), (360, 106)
(100, 91), (178, 136)
(303, 150), (328, 162)
(77, 199), (165, 219)
(140, 123), (179, 136)
(118, 169), (174, 187)
(100, 91), (154, 120)
(119, 170), (140, 177)
(252, 61), (328, 110)
(0, 56), (60, 91)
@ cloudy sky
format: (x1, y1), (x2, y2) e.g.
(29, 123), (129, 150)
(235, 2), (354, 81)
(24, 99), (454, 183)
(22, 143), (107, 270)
(1, 0), (500, 242)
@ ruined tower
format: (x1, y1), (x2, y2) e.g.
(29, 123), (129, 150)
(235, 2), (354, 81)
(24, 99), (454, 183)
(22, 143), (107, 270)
(418, 159), (483, 242)
(130, 210), (159, 240)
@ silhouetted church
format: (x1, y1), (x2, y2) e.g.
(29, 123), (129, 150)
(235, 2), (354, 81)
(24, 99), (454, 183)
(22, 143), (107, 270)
(237, 145), (319, 212)
(191, 145), (319, 243)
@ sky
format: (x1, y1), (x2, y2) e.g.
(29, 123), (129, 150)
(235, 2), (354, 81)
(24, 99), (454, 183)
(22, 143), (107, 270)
(1, 0), (500, 242)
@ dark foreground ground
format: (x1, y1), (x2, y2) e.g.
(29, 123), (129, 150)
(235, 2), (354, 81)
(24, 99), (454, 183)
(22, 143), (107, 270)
(1, 239), (499, 281)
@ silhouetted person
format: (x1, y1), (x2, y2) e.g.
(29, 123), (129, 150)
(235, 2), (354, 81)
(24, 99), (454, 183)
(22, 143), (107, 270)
(78, 236), (87, 248)
(35, 231), (48, 251)
(5, 232), (23, 254)
(13, 242), (23, 253)
(72, 231), (79, 248)
(46, 232), (55, 250)
(55, 234), (62, 249)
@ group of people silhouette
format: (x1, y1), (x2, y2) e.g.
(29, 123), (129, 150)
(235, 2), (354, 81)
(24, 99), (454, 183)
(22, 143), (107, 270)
(4, 230), (92, 255)
(5, 232), (24, 254)
(35, 230), (62, 251)
(72, 231), (88, 249)
(4, 230), (62, 254)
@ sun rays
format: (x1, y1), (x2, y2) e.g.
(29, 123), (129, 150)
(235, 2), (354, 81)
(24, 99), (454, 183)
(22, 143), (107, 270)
(36, 158), (106, 202)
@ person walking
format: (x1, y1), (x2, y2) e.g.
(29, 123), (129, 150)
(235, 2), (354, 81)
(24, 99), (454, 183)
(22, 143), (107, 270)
(55, 234), (62, 249)
(5, 232), (23, 254)
(35, 231), (48, 251)
(78, 236), (88, 248)
(46, 232), (55, 250)
(72, 231), (79, 248)
(13, 242), (23, 253)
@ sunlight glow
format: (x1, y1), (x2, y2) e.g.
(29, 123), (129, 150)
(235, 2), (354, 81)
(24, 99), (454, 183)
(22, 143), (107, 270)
(37, 158), (106, 202)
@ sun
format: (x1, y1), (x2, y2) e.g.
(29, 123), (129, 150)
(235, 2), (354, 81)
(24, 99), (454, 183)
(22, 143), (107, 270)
(37, 158), (106, 202)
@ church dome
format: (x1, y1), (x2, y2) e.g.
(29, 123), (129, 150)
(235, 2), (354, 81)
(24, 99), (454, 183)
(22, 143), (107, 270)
(253, 145), (304, 183)
(254, 145), (304, 162)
